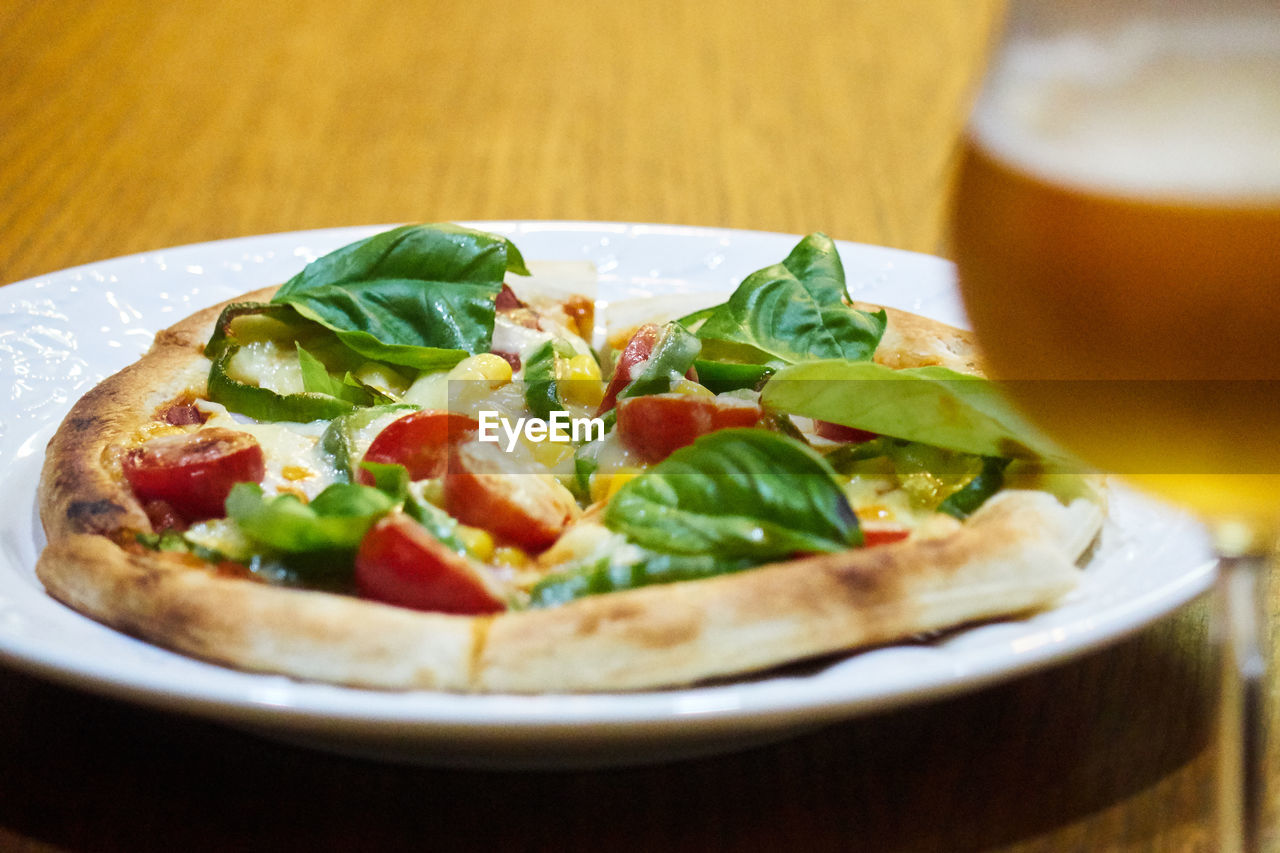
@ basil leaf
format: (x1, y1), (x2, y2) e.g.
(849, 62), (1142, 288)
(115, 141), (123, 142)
(296, 343), (392, 407)
(676, 304), (717, 332)
(523, 339), (561, 421)
(762, 360), (1074, 463)
(271, 224), (525, 370)
(604, 429), (861, 559)
(528, 550), (755, 608)
(695, 233), (886, 365)
(226, 481), (396, 553)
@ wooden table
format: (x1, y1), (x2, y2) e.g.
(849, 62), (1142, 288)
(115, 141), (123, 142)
(0, 1), (1261, 849)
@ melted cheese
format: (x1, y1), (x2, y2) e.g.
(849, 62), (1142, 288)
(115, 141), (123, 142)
(224, 340), (305, 395)
(196, 401), (340, 499)
(842, 473), (949, 532)
(490, 314), (593, 375)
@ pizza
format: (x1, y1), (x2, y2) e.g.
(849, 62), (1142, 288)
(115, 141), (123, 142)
(35, 224), (1103, 693)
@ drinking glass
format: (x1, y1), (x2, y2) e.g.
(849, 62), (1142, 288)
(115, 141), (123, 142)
(948, 1), (1280, 850)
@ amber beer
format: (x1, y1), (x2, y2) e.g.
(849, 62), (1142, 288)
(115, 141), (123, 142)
(951, 17), (1280, 529)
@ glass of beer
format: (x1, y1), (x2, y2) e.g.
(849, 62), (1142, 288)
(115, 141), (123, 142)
(949, 1), (1280, 849)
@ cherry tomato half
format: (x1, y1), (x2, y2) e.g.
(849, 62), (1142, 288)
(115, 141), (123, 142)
(616, 393), (762, 464)
(357, 410), (480, 484)
(443, 441), (579, 551)
(122, 427), (266, 522)
(596, 324), (661, 415)
(861, 526), (911, 547)
(815, 420), (879, 444)
(355, 513), (506, 614)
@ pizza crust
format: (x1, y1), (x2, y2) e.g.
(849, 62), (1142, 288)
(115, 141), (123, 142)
(856, 302), (985, 374)
(35, 288), (1103, 693)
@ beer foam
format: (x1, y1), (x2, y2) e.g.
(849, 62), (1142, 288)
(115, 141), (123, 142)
(970, 16), (1280, 200)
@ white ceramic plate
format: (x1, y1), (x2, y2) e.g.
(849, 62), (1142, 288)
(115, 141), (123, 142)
(0, 222), (1215, 769)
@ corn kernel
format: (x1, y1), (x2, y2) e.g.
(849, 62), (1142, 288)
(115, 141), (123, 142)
(558, 353), (605, 408)
(858, 504), (893, 521)
(447, 353), (514, 385)
(567, 353), (602, 381)
(492, 545), (531, 568)
(280, 465), (314, 482)
(456, 525), (495, 562)
(590, 466), (643, 503)
(531, 440), (575, 469)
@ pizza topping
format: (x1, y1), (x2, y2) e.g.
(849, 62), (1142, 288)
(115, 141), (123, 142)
(826, 438), (1011, 526)
(860, 525), (912, 547)
(269, 223), (527, 371)
(615, 392), (762, 463)
(140, 499), (187, 533)
(443, 440), (580, 551)
(814, 420), (878, 444)
(490, 313), (584, 371)
(194, 402), (342, 499)
(597, 323), (661, 415)
(761, 360), (1068, 463)
(132, 226), (1048, 614)
(224, 339), (308, 396)
(122, 428), (267, 523)
(356, 410), (480, 484)
(160, 398), (207, 426)
(686, 359), (774, 394)
(226, 480), (398, 555)
(936, 456), (1012, 520)
(494, 282), (525, 311)
(562, 294), (595, 340)
(355, 512), (506, 614)
(604, 429), (861, 559)
(689, 232), (887, 366)
(604, 322), (703, 414)
(529, 547), (755, 608)
(207, 346), (362, 423)
(523, 338), (571, 420)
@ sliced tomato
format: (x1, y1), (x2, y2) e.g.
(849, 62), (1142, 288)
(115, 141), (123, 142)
(494, 282), (525, 311)
(140, 499), (186, 532)
(357, 410), (480, 484)
(815, 420), (879, 443)
(861, 526), (911, 547)
(122, 428), (265, 522)
(597, 324), (661, 415)
(443, 441), (579, 551)
(492, 350), (522, 372)
(355, 513), (506, 614)
(616, 393), (762, 463)
(159, 400), (206, 426)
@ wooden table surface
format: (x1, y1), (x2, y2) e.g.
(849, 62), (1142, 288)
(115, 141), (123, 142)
(0, 1), (1266, 850)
